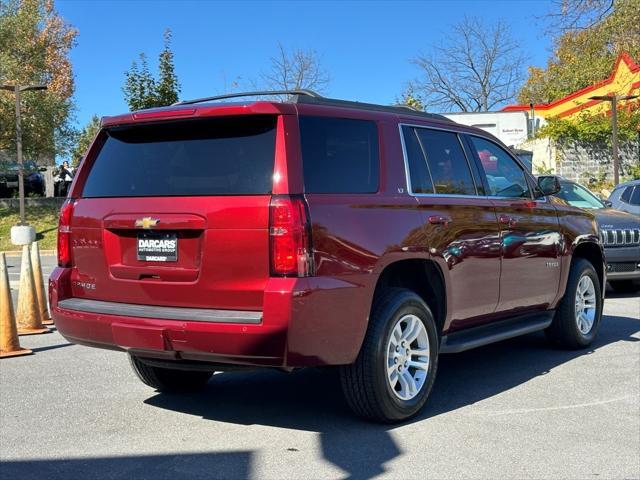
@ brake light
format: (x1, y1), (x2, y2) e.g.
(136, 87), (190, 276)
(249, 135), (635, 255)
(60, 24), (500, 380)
(57, 199), (74, 267)
(269, 195), (313, 277)
(132, 108), (196, 120)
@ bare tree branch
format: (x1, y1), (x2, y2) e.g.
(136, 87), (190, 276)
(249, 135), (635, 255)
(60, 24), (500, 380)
(261, 43), (330, 100)
(408, 16), (527, 113)
(543, 0), (615, 32)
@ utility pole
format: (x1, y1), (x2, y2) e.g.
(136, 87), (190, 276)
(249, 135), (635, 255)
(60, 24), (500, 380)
(0, 84), (47, 226)
(589, 94), (639, 185)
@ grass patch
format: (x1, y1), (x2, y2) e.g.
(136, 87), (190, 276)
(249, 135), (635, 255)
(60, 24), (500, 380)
(0, 205), (59, 251)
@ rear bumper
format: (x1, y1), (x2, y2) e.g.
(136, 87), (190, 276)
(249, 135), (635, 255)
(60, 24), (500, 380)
(49, 267), (370, 368)
(604, 246), (640, 280)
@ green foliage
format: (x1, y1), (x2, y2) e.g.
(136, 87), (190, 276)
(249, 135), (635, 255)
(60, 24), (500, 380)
(534, 164), (554, 175)
(156, 29), (179, 106)
(0, 0), (78, 161)
(122, 28), (180, 111)
(580, 169), (614, 196)
(519, 0), (640, 104)
(537, 107), (640, 143)
(627, 162), (640, 180)
(398, 86), (425, 111)
(123, 54), (157, 111)
(71, 114), (100, 167)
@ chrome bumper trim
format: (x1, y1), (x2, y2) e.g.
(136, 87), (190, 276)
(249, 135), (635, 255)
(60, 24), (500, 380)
(57, 298), (262, 324)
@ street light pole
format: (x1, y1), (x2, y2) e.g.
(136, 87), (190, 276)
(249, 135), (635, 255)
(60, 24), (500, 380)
(0, 84), (48, 226)
(589, 94), (639, 185)
(611, 96), (618, 185)
(14, 86), (25, 224)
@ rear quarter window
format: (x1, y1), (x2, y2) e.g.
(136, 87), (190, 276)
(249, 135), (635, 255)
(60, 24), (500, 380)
(299, 116), (379, 194)
(621, 186), (633, 203)
(81, 116), (277, 197)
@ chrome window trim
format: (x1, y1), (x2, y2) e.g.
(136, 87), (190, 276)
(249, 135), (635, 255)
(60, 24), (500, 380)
(398, 123), (481, 198)
(397, 123), (548, 203)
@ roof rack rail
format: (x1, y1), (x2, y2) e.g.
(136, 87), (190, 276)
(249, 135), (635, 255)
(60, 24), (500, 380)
(172, 89), (322, 106)
(294, 95), (454, 122)
(173, 89), (454, 123)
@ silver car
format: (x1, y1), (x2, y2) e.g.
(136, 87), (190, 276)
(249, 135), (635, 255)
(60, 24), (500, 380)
(608, 180), (640, 216)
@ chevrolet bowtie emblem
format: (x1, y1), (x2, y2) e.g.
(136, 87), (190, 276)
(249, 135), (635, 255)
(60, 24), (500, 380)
(135, 217), (160, 229)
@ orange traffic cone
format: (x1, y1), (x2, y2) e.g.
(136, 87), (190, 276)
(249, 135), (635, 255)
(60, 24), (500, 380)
(30, 242), (52, 325)
(1, 252), (32, 358)
(16, 245), (49, 335)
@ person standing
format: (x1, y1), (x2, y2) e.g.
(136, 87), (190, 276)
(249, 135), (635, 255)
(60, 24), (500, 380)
(59, 161), (74, 196)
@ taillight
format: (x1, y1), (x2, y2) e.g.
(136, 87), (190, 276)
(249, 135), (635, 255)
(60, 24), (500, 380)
(269, 195), (313, 277)
(57, 199), (74, 267)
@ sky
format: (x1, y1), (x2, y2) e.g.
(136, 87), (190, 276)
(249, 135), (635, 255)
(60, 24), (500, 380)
(57, 0), (557, 129)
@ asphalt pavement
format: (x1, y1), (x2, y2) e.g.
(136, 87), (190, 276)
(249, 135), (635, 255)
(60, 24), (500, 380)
(1, 255), (639, 479)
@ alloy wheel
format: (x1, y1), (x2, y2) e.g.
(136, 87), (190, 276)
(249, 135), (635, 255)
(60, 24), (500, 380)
(385, 314), (430, 401)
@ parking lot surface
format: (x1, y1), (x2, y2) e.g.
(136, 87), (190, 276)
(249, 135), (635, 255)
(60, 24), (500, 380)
(1, 256), (639, 479)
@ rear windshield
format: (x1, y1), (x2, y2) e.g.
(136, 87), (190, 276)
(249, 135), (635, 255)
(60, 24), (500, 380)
(81, 116), (277, 197)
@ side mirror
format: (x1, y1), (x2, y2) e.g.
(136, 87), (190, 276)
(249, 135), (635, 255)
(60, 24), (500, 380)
(602, 199), (613, 208)
(537, 175), (561, 196)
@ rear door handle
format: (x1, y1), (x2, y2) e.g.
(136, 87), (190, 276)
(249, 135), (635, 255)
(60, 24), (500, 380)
(499, 214), (517, 228)
(428, 215), (452, 226)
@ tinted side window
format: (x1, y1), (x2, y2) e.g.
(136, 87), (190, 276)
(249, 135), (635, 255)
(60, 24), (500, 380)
(630, 186), (640, 205)
(469, 136), (530, 198)
(299, 116), (379, 193)
(401, 126), (434, 194)
(621, 186), (633, 203)
(414, 129), (476, 195)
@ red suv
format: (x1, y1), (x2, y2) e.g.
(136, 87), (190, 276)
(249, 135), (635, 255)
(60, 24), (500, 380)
(49, 91), (605, 422)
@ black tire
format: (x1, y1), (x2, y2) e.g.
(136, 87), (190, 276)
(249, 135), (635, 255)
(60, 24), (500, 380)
(339, 288), (439, 423)
(129, 355), (213, 392)
(609, 279), (639, 294)
(546, 258), (603, 349)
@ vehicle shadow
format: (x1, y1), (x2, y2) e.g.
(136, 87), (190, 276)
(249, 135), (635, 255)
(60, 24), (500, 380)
(143, 313), (639, 479)
(1, 451), (253, 480)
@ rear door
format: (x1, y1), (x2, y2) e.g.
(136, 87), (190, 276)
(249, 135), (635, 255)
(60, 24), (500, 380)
(401, 125), (502, 330)
(465, 134), (562, 313)
(69, 115), (278, 311)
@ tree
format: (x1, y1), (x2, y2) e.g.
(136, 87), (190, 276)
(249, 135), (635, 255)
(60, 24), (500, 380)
(544, 0), (615, 32)
(407, 16), (526, 112)
(122, 28), (180, 110)
(156, 29), (179, 106)
(260, 43), (329, 98)
(123, 53), (158, 111)
(519, 0), (640, 103)
(70, 114), (100, 167)
(398, 85), (425, 111)
(0, 0), (78, 161)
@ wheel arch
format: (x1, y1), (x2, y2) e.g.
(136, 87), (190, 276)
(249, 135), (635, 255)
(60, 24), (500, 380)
(572, 240), (606, 293)
(372, 258), (447, 337)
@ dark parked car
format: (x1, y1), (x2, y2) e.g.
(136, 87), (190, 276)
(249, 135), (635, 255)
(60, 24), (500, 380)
(49, 91), (605, 422)
(554, 180), (640, 293)
(0, 160), (45, 197)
